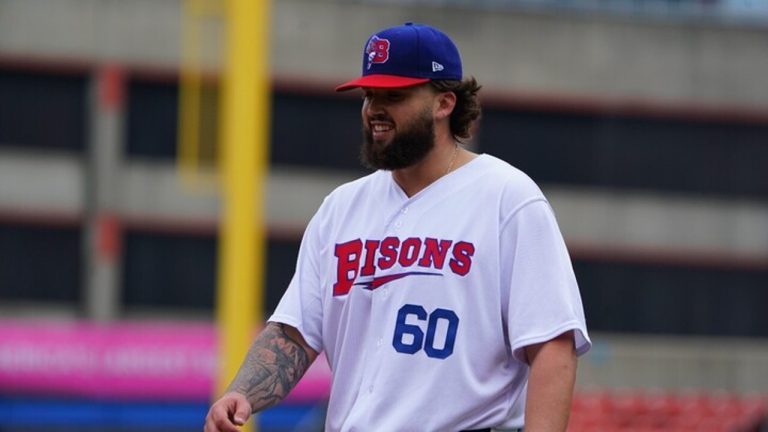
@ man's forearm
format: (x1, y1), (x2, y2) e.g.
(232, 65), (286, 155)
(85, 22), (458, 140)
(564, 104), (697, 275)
(226, 322), (316, 412)
(524, 332), (577, 431)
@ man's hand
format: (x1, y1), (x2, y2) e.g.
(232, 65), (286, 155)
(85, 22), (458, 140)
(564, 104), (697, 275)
(204, 391), (253, 432)
(202, 323), (319, 432)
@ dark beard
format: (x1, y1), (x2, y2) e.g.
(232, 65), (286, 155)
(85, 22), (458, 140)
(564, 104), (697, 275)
(360, 109), (435, 171)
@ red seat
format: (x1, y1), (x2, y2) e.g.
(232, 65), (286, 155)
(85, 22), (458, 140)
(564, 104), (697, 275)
(569, 389), (767, 432)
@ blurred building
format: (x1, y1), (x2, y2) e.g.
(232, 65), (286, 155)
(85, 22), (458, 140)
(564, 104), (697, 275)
(0, 0), (767, 430)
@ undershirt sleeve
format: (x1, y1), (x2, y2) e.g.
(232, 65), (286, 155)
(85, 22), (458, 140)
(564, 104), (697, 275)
(501, 198), (591, 364)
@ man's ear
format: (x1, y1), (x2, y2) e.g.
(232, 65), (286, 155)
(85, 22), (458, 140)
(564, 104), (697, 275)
(434, 91), (457, 121)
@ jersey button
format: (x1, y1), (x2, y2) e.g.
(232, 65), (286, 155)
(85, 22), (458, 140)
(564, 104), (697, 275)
(377, 338), (383, 347)
(368, 385), (374, 393)
(394, 220), (403, 228)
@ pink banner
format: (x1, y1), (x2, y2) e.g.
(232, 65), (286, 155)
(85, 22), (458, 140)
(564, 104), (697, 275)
(0, 319), (331, 401)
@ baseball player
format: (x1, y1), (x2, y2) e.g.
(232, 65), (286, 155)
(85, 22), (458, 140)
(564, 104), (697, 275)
(205, 23), (590, 432)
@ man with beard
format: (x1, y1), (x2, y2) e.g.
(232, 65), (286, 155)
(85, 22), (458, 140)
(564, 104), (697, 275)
(205, 23), (591, 432)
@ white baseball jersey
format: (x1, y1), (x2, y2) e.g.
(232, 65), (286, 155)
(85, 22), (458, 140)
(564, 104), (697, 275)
(269, 154), (591, 432)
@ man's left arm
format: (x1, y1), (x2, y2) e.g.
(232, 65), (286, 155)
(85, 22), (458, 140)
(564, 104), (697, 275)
(523, 331), (578, 432)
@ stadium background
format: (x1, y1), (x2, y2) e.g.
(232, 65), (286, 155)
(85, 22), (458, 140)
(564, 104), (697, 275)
(0, 0), (767, 430)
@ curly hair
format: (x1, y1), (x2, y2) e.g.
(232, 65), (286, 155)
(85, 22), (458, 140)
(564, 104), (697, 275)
(430, 77), (482, 142)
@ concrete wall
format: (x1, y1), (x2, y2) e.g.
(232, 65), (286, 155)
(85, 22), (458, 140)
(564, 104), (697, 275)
(1, 0), (768, 107)
(579, 333), (768, 392)
(2, 150), (767, 261)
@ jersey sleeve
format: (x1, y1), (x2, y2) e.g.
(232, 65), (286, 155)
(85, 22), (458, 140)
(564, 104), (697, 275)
(501, 198), (591, 364)
(268, 210), (325, 353)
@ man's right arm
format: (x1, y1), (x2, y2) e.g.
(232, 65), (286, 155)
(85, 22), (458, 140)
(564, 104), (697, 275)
(204, 322), (319, 432)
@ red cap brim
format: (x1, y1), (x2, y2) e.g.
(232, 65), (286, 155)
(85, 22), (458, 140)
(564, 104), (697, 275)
(335, 74), (431, 92)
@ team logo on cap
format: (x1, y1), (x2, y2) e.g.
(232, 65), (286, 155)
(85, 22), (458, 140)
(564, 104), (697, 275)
(366, 36), (390, 70)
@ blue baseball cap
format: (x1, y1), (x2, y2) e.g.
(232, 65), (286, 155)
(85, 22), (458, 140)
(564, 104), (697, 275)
(335, 22), (463, 92)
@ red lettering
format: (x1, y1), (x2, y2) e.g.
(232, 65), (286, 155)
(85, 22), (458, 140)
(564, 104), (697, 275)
(333, 239), (362, 296)
(449, 241), (475, 276)
(335, 237), (473, 296)
(361, 240), (380, 276)
(418, 238), (453, 269)
(398, 237), (421, 267)
(377, 237), (400, 270)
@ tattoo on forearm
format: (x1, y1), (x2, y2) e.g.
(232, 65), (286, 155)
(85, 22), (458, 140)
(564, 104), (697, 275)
(226, 323), (311, 411)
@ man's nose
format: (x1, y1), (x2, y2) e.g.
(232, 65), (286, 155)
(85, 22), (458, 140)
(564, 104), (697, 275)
(364, 96), (386, 115)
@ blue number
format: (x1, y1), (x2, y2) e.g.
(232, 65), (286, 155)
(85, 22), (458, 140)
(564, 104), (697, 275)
(392, 304), (426, 354)
(392, 304), (459, 359)
(424, 308), (459, 359)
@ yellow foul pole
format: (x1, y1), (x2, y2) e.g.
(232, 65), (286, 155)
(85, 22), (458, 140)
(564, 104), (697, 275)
(216, 0), (270, 431)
